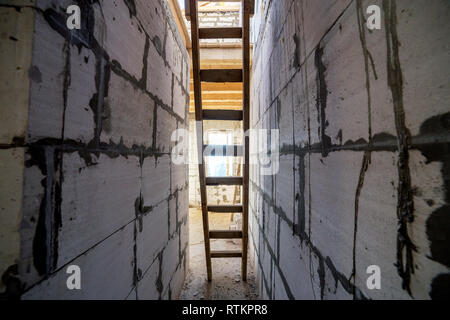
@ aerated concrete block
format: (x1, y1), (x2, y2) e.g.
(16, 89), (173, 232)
(27, 13), (65, 142)
(156, 107), (177, 153)
(0, 148), (24, 292)
(137, 201), (169, 274)
(23, 223), (135, 300)
(142, 155), (171, 206)
(0, 6), (34, 144)
(101, 71), (154, 147)
(172, 78), (188, 119)
(57, 153), (140, 269)
(138, 258), (161, 300)
(396, 0), (450, 137)
(353, 151), (411, 300)
(64, 47), (96, 143)
(147, 41), (172, 108)
(96, 0), (146, 80)
(161, 235), (180, 290)
(298, 0), (352, 65)
(309, 151), (362, 278)
(278, 219), (315, 299)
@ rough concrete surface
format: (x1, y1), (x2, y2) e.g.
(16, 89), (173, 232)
(0, 0), (190, 300)
(250, 0), (450, 300)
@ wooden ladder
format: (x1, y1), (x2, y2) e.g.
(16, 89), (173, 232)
(186, 0), (254, 281)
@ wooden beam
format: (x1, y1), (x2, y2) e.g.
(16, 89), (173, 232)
(189, 0), (212, 282)
(192, 100), (243, 107)
(168, 0), (191, 48)
(203, 110), (243, 121)
(190, 82), (243, 92)
(184, 0), (191, 20)
(199, 27), (242, 39)
(211, 251), (242, 258)
(190, 105), (243, 113)
(196, 92), (243, 100)
(241, 0), (250, 282)
(206, 177), (243, 186)
(207, 205), (243, 213)
(199, 60), (243, 70)
(200, 69), (243, 82)
(209, 230), (243, 239)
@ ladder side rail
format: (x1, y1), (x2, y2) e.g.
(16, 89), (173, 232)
(241, 0), (251, 282)
(189, 0), (212, 281)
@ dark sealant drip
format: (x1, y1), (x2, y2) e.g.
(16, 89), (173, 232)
(352, 150), (371, 294)
(140, 36), (150, 89)
(298, 1), (317, 299)
(314, 46), (332, 158)
(156, 252), (164, 299)
(352, 0), (377, 296)
(124, 0), (137, 19)
(383, 0), (416, 295)
(30, 147), (63, 276)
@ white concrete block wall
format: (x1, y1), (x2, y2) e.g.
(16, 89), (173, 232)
(0, 0), (189, 299)
(249, 0), (450, 300)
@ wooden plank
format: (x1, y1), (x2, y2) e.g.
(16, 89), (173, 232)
(191, 101), (243, 108)
(200, 69), (243, 83)
(168, 0), (191, 49)
(241, 0), (250, 282)
(207, 205), (243, 213)
(209, 230), (243, 239)
(190, 105), (243, 113)
(190, 82), (242, 92)
(203, 145), (243, 157)
(198, 91), (243, 100)
(206, 177), (243, 186)
(249, 0), (255, 15)
(211, 251), (243, 258)
(189, 0), (212, 282)
(199, 27), (242, 39)
(194, 100), (243, 105)
(203, 110), (243, 121)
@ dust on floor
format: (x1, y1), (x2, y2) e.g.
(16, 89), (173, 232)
(179, 208), (259, 300)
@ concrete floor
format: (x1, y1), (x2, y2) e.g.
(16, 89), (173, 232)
(179, 208), (259, 300)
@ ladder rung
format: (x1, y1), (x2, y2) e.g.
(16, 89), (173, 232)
(209, 230), (243, 239)
(203, 110), (243, 121)
(211, 250), (242, 258)
(199, 27), (242, 39)
(206, 177), (243, 186)
(207, 205), (243, 213)
(200, 69), (243, 83)
(203, 145), (243, 157)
